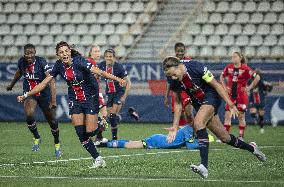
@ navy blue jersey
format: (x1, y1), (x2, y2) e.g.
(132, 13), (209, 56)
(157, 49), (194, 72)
(249, 75), (268, 106)
(98, 61), (127, 94)
(168, 60), (217, 108)
(17, 56), (51, 97)
(50, 55), (99, 102)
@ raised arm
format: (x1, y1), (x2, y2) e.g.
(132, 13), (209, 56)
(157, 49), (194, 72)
(6, 69), (22, 91)
(91, 66), (126, 86)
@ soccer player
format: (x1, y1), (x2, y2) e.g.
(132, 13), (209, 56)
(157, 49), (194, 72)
(17, 41), (126, 168)
(99, 125), (199, 150)
(220, 52), (260, 140)
(163, 56), (266, 178)
(98, 49), (131, 140)
(87, 45), (108, 144)
(164, 42), (193, 126)
(6, 44), (62, 157)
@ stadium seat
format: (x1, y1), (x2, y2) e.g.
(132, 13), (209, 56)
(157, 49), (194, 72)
(278, 13), (284, 23)
(110, 13), (123, 24)
(46, 14), (58, 24)
(97, 13), (110, 24)
(214, 46), (227, 57)
(79, 2), (92, 13)
(201, 24), (214, 35)
(95, 35), (107, 45)
(122, 35), (134, 46)
(132, 2), (144, 12)
(186, 24), (201, 35)
(146, 1), (158, 12)
(11, 25), (24, 35)
(271, 24), (284, 35)
(257, 46), (270, 57)
(15, 35), (28, 46)
(84, 13), (97, 23)
(37, 24), (49, 35)
(108, 35), (121, 46)
(200, 46), (213, 57)
(243, 24), (256, 35)
(215, 1), (229, 13)
(36, 46), (45, 56)
(0, 46), (5, 56)
(279, 35), (284, 46)
(41, 35), (54, 46)
(41, 2), (53, 13)
(243, 1), (256, 12)
(7, 14), (19, 24)
(24, 24), (37, 35)
(58, 13), (72, 24)
(29, 35), (41, 45)
(6, 46), (18, 56)
(33, 14), (45, 24)
(15, 2), (28, 13)
(207, 35), (221, 46)
(89, 24), (102, 35)
(215, 24), (228, 35)
(0, 14), (6, 24)
(263, 12), (277, 23)
(115, 46), (126, 57)
(29, 3), (41, 13)
(50, 24), (63, 35)
(236, 13), (249, 24)
(118, 2), (131, 13)
(46, 46), (55, 57)
(67, 35), (80, 45)
(106, 2), (118, 12)
(230, 1), (242, 12)
(250, 35), (263, 46)
(235, 35), (249, 46)
(263, 35), (277, 46)
(271, 46), (283, 57)
(204, 1), (215, 12)
(76, 24), (89, 35)
(187, 46), (198, 57)
(271, 1), (284, 12)
(72, 13), (84, 24)
(222, 13), (236, 24)
(0, 25), (10, 35)
(67, 2), (79, 13)
(130, 25), (142, 35)
(4, 3), (15, 13)
(228, 24), (242, 35)
(193, 35), (207, 46)
(195, 13), (208, 23)
(257, 1), (270, 12)
(209, 13), (222, 23)
(250, 13), (263, 23)
(102, 24), (115, 35)
(243, 46), (256, 57)
(54, 2), (66, 13)
(221, 35), (234, 46)
(2, 35), (15, 46)
(93, 2), (105, 12)
(138, 13), (151, 24)
(124, 13), (137, 24)
(62, 25), (75, 35)
(257, 24), (270, 35)
(81, 35), (94, 46)
(181, 35), (193, 46)
(228, 46), (241, 56)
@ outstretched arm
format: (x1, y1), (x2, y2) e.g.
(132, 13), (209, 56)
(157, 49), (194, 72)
(246, 74), (260, 92)
(6, 69), (22, 91)
(91, 66), (126, 87)
(120, 77), (131, 104)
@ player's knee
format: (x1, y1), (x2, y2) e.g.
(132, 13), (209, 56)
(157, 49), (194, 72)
(26, 116), (35, 125)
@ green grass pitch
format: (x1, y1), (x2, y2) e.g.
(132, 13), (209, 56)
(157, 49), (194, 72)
(0, 122), (283, 187)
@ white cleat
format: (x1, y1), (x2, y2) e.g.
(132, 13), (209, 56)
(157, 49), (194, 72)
(249, 142), (267, 162)
(101, 138), (109, 143)
(190, 164), (208, 179)
(216, 139), (222, 143)
(89, 156), (106, 169)
(260, 128), (264, 134)
(238, 137), (244, 141)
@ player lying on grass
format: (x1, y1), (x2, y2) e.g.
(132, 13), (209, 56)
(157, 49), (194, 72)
(97, 125), (206, 149)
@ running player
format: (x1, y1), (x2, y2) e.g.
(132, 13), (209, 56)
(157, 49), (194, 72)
(17, 41), (126, 168)
(164, 42), (193, 126)
(220, 52), (260, 140)
(98, 49), (131, 140)
(6, 44), (62, 157)
(163, 56), (266, 178)
(99, 125), (199, 150)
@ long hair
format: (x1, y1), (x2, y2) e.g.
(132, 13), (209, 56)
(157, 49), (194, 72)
(88, 45), (100, 58)
(234, 52), (246, 64)
(55, 41), (82, 57)
(162, 56), (180, 71)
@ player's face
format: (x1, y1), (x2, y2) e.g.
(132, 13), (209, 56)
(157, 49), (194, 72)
(90, 47), (101, 61)
(57, 46), (72, 65)
(175, 46), (185, 60)
(165, 66), (184, 81)
(24, 48), (36, 64)
(104, 52), (115, 65)
(232, 53), (241, 65)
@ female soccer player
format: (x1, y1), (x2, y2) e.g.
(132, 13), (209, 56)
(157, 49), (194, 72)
(17, 41), (126, 168)
(220, 52), (260, 139)
(163, 56), (266, 178)
(6, 44), (62, 157)
(98, 49), (131, 140)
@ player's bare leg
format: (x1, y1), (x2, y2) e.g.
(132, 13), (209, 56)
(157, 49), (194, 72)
(238, 111), (246, 140)
(224, 110), (232, 133)
(250, 107), (258, 125)
(125, 141), (144, 149)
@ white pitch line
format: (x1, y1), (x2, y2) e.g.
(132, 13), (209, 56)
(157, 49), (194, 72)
(0, 145), (282, 168)
(0, 175), (283, 184)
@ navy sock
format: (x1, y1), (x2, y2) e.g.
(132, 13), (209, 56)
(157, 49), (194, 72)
(75, 125), (100, 159)
(86, 128), (99, 139)
(196, 128), (209, 169)
(259, 115), (264, 128)
(107, 140), (129, 148)
(49, 120), (60, 144)
(226, 134), (254, 153)
(96, 131), (103, 140)
(109, 113), (118, 140)
(26, 116), (40, 139)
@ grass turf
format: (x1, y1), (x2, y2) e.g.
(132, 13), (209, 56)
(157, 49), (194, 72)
(0, 122), (283, 187)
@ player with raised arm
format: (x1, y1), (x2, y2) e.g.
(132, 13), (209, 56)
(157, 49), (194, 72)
(163, 56), (266, 178)
(17, 41), (126, 168)
(6, 44), (62, 157)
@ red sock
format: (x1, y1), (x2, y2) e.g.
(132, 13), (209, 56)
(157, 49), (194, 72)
(239, 126), (246, 138)
(224, 124), (231, 133)
(179, 118), (187, 126)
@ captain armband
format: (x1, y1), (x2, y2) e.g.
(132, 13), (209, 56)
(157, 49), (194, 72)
(202, 69), (214, 83)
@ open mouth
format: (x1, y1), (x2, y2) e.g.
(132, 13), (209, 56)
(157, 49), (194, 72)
(63, 56), (69, 61)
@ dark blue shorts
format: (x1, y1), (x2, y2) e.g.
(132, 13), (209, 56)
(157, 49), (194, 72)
(249, 95), (265, 110)
(194, 92), (222, 115)
(69, 96), (99, 115)
(106, 92), (124, 107)
(28, 95), (51, 111)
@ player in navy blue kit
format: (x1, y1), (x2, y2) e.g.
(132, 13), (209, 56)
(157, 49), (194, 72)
(17, 41), (126, 168)
(98, 49), (131, 140)
(163, 56), (266, 178)
(7, 44), (62, 157)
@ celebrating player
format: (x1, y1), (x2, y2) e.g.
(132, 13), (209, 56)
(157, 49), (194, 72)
(220, 52), (260, 140)
(98, 49), (131, 140)
(163, 56), (266, 178)
(17, 41), (126, 168)
(6, 44), (62, 157)
(164, 42), (193, 126)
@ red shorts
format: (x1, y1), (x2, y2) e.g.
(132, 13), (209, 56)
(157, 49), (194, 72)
(99, 93), (106, 109)
(171, 91), (191, 113)
(225, 92), (248, 112)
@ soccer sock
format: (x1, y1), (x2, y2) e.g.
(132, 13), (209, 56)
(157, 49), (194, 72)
(109, 113), (118, 140)
(86, 128), (99, 141)
(26, 116), (40, 139)
(107, 140), (129, 148)
(259, 115), (264, 129)
(226, 134), (254, 153)
(75, 125), (100, 159)
(196, 128), (209, 169)
(224, 124), (231, 133)
(49, 120), (60, 144)
(238, 125), (246, 138)
(96, 131), (103, 140)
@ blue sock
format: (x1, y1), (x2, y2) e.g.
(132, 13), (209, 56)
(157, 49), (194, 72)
(109, 113), (118, 140)
(226, 134), (254, 153)
(26, 116), (40, 139)
(75, 125), (100, 159)
(107, 140), (129, 148)
(196, 128), (209, 169)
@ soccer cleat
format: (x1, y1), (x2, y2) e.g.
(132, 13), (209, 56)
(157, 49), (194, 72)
(32, 138), (41, 152)
(190, 164), (208, 179)
(238, 136), (244, 141)
(249, 142), (267, 162)
(216, 139), (222, 143)
(89, 156), (106, 169)
(260, 128), (264, 134)
(54, 143), (62, 158)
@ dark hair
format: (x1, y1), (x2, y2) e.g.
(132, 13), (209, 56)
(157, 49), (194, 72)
(24, 43), (35, 51)
(104, 48), (116, 57)
(255, 68), (262, 76)
(88, 45), (100, 57)
(55, 41), (81, 57)
(174, 42), (185, 51)
(162, 56), (180, 71)
(234, 52), (246, 64)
